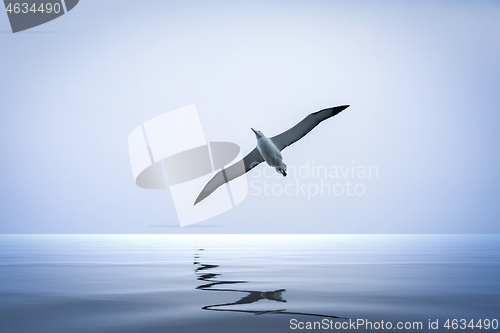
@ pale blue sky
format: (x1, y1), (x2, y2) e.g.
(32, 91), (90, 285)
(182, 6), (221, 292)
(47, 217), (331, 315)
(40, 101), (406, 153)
(1, 0), (499, 233)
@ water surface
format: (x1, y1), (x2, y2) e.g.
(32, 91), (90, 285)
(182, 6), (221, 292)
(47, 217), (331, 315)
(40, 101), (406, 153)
(0, 235), (499, 332)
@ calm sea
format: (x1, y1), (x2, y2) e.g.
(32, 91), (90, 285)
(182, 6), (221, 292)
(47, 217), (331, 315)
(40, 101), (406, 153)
(0, 235), (499, 333)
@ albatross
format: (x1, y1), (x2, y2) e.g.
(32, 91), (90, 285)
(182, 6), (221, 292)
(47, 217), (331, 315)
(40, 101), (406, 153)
(194, 105), (350, 205)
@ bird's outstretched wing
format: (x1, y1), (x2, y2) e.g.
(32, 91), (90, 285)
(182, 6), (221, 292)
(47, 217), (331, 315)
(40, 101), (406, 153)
(271, 105), (349, 151)
(194, 105), (349, 205)
(194, 147), (264, 205)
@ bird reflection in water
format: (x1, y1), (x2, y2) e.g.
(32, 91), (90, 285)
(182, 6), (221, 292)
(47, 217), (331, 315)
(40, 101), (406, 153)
(194, 250), (347, 319)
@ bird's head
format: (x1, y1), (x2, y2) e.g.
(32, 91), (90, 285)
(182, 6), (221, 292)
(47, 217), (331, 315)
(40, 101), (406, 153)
(251, 128), (264, 139)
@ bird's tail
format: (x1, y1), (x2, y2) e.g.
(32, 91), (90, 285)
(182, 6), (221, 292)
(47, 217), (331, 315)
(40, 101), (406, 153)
(276, 164), (287, 177)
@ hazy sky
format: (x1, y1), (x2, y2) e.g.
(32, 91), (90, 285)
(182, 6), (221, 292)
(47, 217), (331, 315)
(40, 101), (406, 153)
(1, 0), (499, 233)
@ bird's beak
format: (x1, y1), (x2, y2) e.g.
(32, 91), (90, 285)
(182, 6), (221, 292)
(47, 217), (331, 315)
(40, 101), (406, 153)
(251, 128), (257, 134)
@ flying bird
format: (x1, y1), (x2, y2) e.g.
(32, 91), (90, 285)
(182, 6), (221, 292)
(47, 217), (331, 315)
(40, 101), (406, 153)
(194, 105), (350, 205)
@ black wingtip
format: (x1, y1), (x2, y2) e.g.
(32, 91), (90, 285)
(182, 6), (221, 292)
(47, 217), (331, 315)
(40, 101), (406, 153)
(334, 104), (350, 111)
(194, 194), (204, 206)
(311, 104), (350, 116)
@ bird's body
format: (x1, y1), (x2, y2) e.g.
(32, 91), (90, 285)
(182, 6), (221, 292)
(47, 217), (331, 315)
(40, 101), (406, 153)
(194, 105), (350, 205)
(252, 129), (287, 176)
